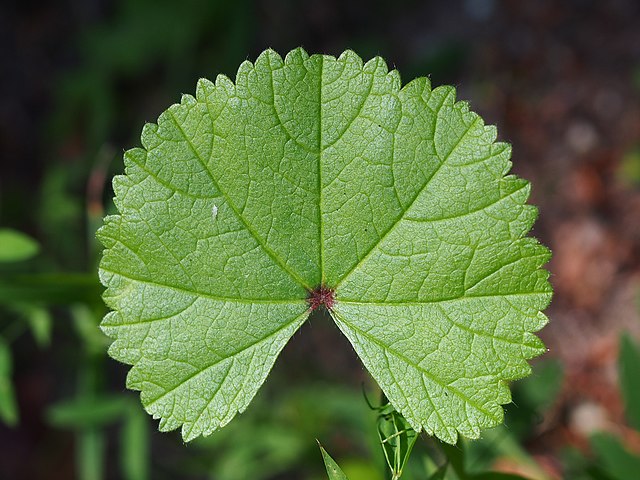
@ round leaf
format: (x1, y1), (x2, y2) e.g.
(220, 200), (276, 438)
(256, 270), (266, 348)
(99, 48), (552, 443)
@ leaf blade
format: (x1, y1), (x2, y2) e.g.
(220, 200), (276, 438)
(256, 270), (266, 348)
(0, 229), (39, 262)
(619, 333), (640, 430)
(318, 443), (351, 480)
(99, 48), (551, 443)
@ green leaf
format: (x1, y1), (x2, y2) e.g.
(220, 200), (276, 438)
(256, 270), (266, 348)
(319, 443), (351, 480)
(8, 304), (52, 347)
(121, 405), (149, 480)
(372, 399), (418, 479)
(26, 307), (52, 347)
(618, 333), (640, 430)
(0, 339), (18, 426)
(0, 273), (102, 305)
(426, 464), (448, 480)
(99, 48), (551, 443)
(0, 229), (39, 262)
(590, 432), (640, 480)
(47, 394), (130, 428)
(513, 359), (563, 414)
(78, 428), (105, 480)
(71, 304), (111, 355)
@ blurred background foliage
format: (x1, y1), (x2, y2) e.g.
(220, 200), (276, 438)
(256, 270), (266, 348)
(1, 0), (640, 478)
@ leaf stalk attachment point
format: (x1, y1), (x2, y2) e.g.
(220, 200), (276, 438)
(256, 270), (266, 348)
(307, 285), (336, 312)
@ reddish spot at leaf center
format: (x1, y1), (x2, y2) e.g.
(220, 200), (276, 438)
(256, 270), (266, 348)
(307, 285), (336, 311)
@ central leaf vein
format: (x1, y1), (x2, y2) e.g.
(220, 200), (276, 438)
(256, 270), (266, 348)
(318, 55), (325, 282)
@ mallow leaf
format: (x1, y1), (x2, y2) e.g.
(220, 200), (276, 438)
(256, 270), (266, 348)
(98, 48), (551, 444)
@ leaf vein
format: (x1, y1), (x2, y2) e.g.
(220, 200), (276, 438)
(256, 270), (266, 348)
(405, 181), (528, 223)
(320, 70), (376, 151)
(338, 291), (551, 306)
(146, 311), (308, 407)
(334, 105), (480, 288)
(101, 267), (304, 305)
(333, 311), (500, 421)
(185, 358), (234, 439)
(166, 109), (311, 290)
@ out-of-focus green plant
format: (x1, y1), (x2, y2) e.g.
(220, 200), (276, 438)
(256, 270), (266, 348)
(318, 362), (565, 480)
(48, 393), (149, 480)
(187, 383), (380, 480)
(0, 229), (40, 263)
(0, 338), (18, 427)
(0, 1), (259, 478)
(0, 229), (46, 426)
(0, 224), (147, 479)
(617, 146), (640, 188)
(560, 332), (640, 480)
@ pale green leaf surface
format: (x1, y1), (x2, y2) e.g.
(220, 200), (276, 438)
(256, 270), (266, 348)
(319, 443), (351, 480)
(0, 229), (39, 262)
(99, 48), (551, 444)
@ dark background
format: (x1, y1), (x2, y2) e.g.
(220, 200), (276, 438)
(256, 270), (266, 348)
(1, 0), (640, 479)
